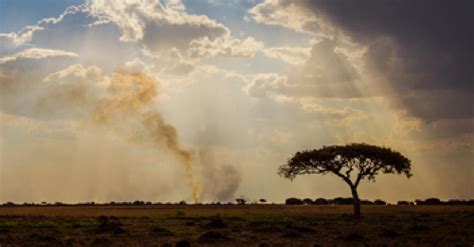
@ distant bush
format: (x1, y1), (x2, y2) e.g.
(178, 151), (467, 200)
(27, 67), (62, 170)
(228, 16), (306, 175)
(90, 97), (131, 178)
(302, 198), (314, 205)
(415, 198), (463, 205)
(133, 200), (145, 205)
(235, 198), (246, 205)
(285, 198), (303, 205)
(332, 197), (353, 205)
(397, 201), (410, 206)
(361, 200), (374, 205)
(445, 199), (462, 205)
(424, 198), (442, 205)
(259, 199), (267, 203)
(2, 202), (16, 207)
(314, 198), (329, 205)
(374, 199), (387, 205)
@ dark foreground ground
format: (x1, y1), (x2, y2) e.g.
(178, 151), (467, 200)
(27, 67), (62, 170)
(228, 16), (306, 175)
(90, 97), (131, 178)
(0, 205), (473, 246)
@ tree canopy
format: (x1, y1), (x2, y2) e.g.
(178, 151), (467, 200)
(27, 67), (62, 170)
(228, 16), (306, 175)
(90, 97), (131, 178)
(279, 143), (412, 187)
(279, 143), (412, 217)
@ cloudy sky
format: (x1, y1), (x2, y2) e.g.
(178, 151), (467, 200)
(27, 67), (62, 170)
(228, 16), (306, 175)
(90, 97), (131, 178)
(1, 0), (473, 203)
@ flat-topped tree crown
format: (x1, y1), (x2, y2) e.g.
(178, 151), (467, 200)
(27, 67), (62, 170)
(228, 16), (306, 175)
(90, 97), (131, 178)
(279, 143), (412, 218)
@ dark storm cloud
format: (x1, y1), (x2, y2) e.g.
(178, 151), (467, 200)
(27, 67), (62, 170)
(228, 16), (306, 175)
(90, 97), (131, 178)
(285, 39), (361, 98)
(302, 0), (474, 121)
(247, 39), (362, 99)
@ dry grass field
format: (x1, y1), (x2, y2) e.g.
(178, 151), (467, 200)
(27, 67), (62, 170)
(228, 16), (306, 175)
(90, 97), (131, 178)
(0, 205), (473, 246)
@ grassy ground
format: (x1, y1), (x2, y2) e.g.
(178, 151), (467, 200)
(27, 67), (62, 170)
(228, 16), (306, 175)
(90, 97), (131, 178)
(0, 205), (473, 246)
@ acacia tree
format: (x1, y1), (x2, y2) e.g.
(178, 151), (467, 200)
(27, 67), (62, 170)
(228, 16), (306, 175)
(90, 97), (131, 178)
(278, 143), (412, 218)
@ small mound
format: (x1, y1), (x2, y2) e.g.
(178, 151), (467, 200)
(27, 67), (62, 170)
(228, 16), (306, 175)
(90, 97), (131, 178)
(203, 218), (227, 229)
(175, 240), (191, 247)
(185, 221), (196, 226)
(150, 227), (174, 236)
(255, 226), (282, 233)
(92, 237), (111, 246)
(281, 230), (302, 238)
(110, 216), (120, 221)
(408, 224), (430, 232)
(29, 233), (58, 242)
(286, 225), (316, 234)
(342, 233), (367, 242)
(246, 221), (267, 228)
(197, 231), (230, 244)
(97, 216), (108, 223)
(380, 229), (400, 238)
(96, 222), (126, 234)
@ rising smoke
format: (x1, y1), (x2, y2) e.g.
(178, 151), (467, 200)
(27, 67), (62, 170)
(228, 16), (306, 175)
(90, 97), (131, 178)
(88, 71), (202, 202)
(195, 148), (241, 202)
(1, 65), (206, 202)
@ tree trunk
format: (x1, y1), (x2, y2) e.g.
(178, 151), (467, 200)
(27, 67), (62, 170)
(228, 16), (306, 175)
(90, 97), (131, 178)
(350, 185), (361, 218)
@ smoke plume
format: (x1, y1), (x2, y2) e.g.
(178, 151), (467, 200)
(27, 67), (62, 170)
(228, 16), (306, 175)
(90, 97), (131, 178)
(88, 71), (201, 202)
(4, 66), (202, 202)
(195, 148), (241, 202)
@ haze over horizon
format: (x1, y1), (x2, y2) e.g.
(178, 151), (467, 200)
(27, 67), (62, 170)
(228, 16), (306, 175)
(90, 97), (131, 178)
(1, 0), (473, 204)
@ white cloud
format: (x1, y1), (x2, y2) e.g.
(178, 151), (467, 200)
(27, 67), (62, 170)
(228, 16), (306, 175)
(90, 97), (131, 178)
(0, 5), (87, 56)
(88, 0), (229, 47)
(163, 0), (186, 11)
(125, 57), (151, 73)
(246, 39), (363, 99)
(43, 64), (103, 83)
(262, 46), (311, 65)
(0, 26), (44, 54)
(189, 36), (264, 58)
(148, 48), (198, 78)
(299, 98), (368, 125)
(249, 0), (320, 34)
(245, 73), (287, 98)
(0, 48), (78, 64)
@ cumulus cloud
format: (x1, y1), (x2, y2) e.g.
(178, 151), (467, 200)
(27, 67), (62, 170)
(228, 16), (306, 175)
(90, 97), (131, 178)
(0, 5), (88, 56)
(287, 39), (360, 97)
(262, 46), (311, 65)
(245, 73), (287, 98)
(163, 0), (186, 11)
(247, 39), (361, 99)
(249, 0), (320, 34)
(0, 0), (263, 79)
(88, 0), (229, 49)
(7, 4), (139, 72)
(0, 48), (78, 64)
(148, 48), (198, 78)
(252, 0), (474, 124)
(299, 98), (368, 126)
(189, 36), (263, 58)
(0, 26), (44, 56)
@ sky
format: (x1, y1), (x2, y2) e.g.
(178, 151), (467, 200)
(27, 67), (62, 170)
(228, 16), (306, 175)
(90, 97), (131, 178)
(0, 0), (473, 203)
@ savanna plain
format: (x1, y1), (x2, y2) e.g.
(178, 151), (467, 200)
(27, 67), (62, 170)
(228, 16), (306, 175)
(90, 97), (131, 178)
(0, 204), (473, 246)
